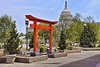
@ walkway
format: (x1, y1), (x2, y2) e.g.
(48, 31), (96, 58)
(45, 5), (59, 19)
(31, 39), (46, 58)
(1, 51), (100, 67)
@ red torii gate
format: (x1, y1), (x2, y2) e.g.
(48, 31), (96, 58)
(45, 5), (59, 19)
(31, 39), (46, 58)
(25, 15), (58, 54)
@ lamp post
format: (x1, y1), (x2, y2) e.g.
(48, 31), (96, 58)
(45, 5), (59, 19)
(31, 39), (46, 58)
(84, 24), (86, 46)
(25, 18), (29, 50)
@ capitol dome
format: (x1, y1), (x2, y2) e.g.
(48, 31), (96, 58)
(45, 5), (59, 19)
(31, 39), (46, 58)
(59, 1), (72, 24)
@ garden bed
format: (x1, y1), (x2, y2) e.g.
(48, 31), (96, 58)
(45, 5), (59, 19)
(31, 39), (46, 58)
(48, 52), (67, 58)
(0, 55), (48, 63)
(15, 55), (48, 63)
(82, 48), (100, 51)
(66, 50), (81, 53)
(58, 50), (81, 53)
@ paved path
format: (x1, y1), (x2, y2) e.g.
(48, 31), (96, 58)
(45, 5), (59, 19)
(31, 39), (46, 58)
(1, 51), (100, 67)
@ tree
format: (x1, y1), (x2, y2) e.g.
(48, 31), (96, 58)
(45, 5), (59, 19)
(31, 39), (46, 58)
(84, 15), (93, 23)
(52, 29), (60, 45)
(19, 33), (24, 37)
(20, 40), (24, 45)
(80, 23), (97, 47)
(65, 21), (84, 41)
(38, 23), (49, 45)
(0, 14), (13, 43)
(26, 32), (33, 39)
(29, 30), (39, 48)
(29, 34), (34, 48)
(72, 13), (82, 23)
(3, 21), (21, 54)
(58, 31), (66, 50)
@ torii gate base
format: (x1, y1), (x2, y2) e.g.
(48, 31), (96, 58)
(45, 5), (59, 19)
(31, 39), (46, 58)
(25, 15), (58, 56)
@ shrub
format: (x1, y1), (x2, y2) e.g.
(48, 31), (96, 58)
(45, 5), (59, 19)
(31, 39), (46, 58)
(98, 43), (100, 47)
(38, 45), (46, 52)
(67, 46), (73, 50)
(54, 45), (59, 52)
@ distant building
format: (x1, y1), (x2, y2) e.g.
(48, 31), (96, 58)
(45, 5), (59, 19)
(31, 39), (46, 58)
(59, 1), (72, 24)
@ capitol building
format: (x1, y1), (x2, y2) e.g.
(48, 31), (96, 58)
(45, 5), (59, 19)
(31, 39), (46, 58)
(59, 1), (72, 24)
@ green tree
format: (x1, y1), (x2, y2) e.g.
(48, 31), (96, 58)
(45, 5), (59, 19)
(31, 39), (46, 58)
(38, 23), (49, 45)
(84, 15), (93, 23)
(72, 13), (82, 23)
(3, 22), (21, 54)
(52, 29), (60, 45)
(26, 32), (33, 39)
(29, 31), (39, 48)
(20, 40), (24, 45)
(80, 23), (97, 47)
(29, 34), (33, 48)
(19, 33), (24, 37)
(58, 31), (66, 50)
(0, 14), (13, 43)
(65, 21), (84, 41)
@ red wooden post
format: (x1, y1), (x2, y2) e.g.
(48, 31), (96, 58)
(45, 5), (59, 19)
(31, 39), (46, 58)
(49, 24), (52, 51)
(34, 21), (37, 52)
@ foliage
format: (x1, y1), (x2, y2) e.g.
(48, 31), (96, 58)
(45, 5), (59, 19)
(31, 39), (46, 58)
(65, 18), (100, 48)
(38, 23), (49, 45)
(54, 45), (59, 52)
(0, 14), (13, 43)
(66, 46), (73, 50)
(80, 23), (97, 47)
(72, 13), (82, 22)
(65, 21), (84, 41)
(38, 45), (46, 52)
(19, 33), (24, 37)
(52, 29), (60, 45)
(20, 40), (24, 45)
(84, 15), (94, 23)
(29, 30), (39, 48)
(0, 45), (1, 49)
(98, 43), (100, 47)
(3, 22), (21, 54)
(29, 34), (33, 48)
(58, 31), (66, 50)
(26, 32), (33, 39)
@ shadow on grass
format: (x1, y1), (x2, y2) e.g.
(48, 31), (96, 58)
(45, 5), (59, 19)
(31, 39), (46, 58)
(59, 54), (100, 67)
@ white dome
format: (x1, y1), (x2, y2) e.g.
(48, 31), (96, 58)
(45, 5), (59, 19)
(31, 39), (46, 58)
(62, 9), (70, 13)
(59, 1), (72, 23)
(61, 9), (72, 15)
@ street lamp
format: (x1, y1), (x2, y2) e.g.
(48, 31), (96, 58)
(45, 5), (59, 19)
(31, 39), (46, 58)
(84, 24), (86, 47)
(25, 18), (29, 50)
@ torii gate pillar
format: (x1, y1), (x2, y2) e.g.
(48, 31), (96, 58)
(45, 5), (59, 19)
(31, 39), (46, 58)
(49, 24), (52, 51)
(34, 21), (37, 53)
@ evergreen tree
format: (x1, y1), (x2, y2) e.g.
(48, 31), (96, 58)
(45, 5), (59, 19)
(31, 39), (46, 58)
(58, 31), (66, 50)
(80, 23), (97, 47)
(0, 14), (13, 44)
(3, 21), (21, 54)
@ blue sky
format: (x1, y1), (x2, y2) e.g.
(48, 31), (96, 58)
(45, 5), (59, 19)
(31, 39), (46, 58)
(0, 0), (100, 33)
